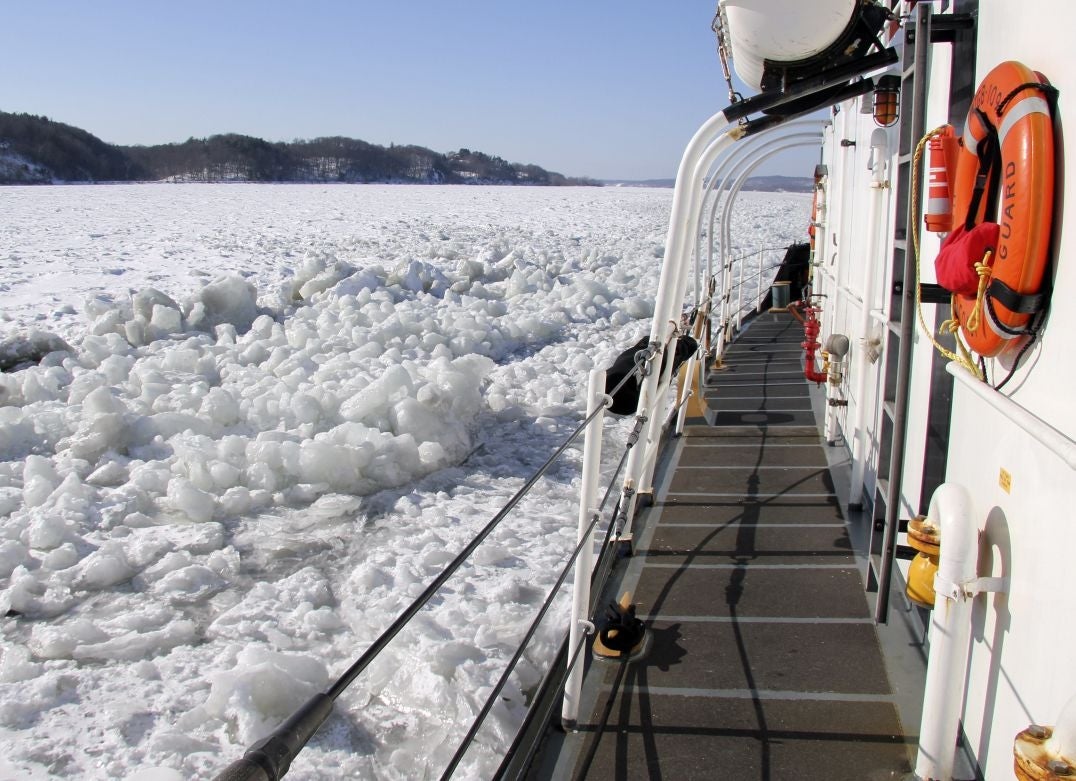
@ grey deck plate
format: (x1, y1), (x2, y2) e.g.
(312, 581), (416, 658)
(569, 695), (912, 780)
(666, 464), (835, 495)
(654, 499), (845, 525)
(682, 427), (819, 440)
(708, 367), (806, 377)
(644, 523), (854, 563)
(703, 397), (815, 411)
(678, 445), (828, 468)
(632, 565), (869, 619)
(708, 409), (819, 426)
(591, 619), (892, 694)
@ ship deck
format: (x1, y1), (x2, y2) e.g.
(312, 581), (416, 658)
(537, 312), (921, 780)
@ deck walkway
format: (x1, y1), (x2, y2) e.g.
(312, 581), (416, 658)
(546, 313), (915, 780)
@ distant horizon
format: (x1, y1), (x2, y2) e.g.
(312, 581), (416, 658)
(2, 111), (820, 185)
(0, 2), (823, 181)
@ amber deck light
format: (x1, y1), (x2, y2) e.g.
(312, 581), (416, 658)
(873, 75), (901, 127)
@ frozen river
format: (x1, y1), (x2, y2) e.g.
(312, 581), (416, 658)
(0, 184), (809, 779)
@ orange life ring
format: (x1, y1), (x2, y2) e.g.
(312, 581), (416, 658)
(948, 61), (1055, 358)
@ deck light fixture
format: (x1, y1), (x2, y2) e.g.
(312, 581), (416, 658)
(873, 75), (901, 127)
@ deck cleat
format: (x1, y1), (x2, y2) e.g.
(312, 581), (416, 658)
(592, 592), (647, 661)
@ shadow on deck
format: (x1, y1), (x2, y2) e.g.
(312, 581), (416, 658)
(536, 313), (918, 781)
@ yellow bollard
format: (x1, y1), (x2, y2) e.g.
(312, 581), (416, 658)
(906, 516), (941, 609)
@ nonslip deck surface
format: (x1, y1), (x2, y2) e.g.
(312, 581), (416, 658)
(558, 314), (914, 780)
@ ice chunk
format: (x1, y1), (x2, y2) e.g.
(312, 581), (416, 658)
(136, 551), (193, 587)
(22, 454), (60, 508)
(298, 263), (354, 301)
(418, 440), (446, 468)
(86, 458), (129, 487)
(0, 490), (22, 520)
(622, 295), (653, 319)
(28, 618), (110, 659)
(0, 540), (29, 579)
(0, 330), (71, 371)
(152, 564), (227, 605)
(75, 542), (135, 590)
(330, 268), (381, 299)
(390, 397), (441, 441)
(63, 411), (130, 461)
(71, 619), (198, 661)
(0, 644), (44, 683)
(197, 274), (259, 332)
(297, 440), (370, 490)
(150, 303), (183, 336)
(339, 365), (414, 422)
(41, 542), (79, 571)
(133, 288), (180, 321)
(165, 478), (216, 523)
(23, 514), (68, 552)
(203, 646), (329, 744)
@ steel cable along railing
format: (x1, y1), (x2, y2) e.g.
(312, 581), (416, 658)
(721, 247), (789, 295)
(213, 345), (667, 781)
(708, 245), (790, 358)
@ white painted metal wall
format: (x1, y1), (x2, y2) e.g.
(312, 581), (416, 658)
(822, 2), (1076, 778)
(938, 2), (1076, 778)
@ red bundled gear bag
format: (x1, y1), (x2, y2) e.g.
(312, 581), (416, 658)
(933, 222), (1000, 296)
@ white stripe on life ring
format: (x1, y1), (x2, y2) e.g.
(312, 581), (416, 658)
(963, 95), (1050, 156)
(984, 297), (1022, 341)
(963, 123), (978, 156)
(997, 96), (1051, 148)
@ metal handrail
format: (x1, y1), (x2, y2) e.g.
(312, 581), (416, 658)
(445, 359), (657, 776)
(439, 495), (605, 778)
(326, 400), (608, 702)
(728, 245), (792, 263)
(725, 259), (784, 294)
(213, 349), (659, 781)
(216, 81), (846, 781)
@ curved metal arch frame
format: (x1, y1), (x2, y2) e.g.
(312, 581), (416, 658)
(669, 133), (824, 440)
(715, 137), (823, 355)
(694, 119), (829, 305)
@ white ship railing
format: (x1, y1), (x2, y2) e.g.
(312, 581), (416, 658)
(709, 134), (823, 358)
(211, 346), (665, 781)
(211, 56), (889, 781)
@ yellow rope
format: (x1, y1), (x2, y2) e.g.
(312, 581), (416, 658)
(964, 253), (993, 334)
(911, 128), (985, 380)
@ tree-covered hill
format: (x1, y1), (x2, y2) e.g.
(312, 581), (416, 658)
(0, 112), (144, 183)
(0, 111), (598, 186)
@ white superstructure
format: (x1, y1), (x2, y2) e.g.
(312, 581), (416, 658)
(810, 1), (1076, 778)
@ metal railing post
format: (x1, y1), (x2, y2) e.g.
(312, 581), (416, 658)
(755, 249), (766, 312)
(617, 112), (738, 542)
(562, 369), (607, 725)
(735, 245), (749, 331)
(640, 334), (682, 494)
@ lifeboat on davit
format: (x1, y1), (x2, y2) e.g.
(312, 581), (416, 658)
(719, 0), (892, 95)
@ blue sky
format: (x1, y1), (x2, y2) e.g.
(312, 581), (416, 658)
(2, 1), (819, 180)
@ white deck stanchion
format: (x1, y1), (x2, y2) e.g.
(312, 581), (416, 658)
(562, 369), (607, 726)
(616, 110), (736, 542)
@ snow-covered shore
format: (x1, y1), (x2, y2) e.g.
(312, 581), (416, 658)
(0, 184), (809, 779)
